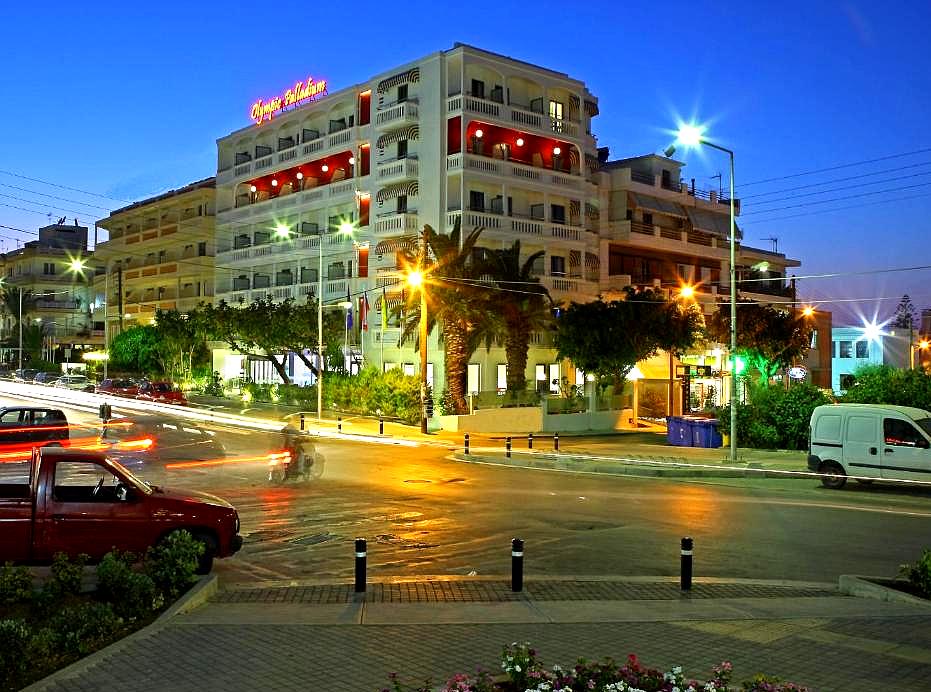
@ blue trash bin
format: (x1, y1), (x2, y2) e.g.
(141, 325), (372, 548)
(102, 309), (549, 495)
(666, 416), (692, 446)
(691, 418), (723, 448)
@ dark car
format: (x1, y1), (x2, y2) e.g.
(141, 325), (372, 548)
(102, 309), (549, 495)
(136, 381), (188, 406)
(32, 372), (60, 386)
(13, 369), (38, 383)
(99, 416), (224, 467)
(0, 407), (69, 445)
(96, 378), (139, 397)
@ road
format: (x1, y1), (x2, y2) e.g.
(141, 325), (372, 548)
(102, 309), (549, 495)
(2, 390), (930, 586)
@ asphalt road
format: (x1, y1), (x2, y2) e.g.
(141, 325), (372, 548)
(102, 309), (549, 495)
(2, 391), (930, 586)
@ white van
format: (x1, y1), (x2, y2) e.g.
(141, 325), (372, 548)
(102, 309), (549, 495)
(808, 404), (931, 488)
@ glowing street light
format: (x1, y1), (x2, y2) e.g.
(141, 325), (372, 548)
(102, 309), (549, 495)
(802, 306), (815, 317)
(407, 249), (429, 434)
(679, 285), (695, 299)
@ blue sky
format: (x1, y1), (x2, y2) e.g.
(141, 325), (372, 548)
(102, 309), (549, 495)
(1, 1), (929, 326)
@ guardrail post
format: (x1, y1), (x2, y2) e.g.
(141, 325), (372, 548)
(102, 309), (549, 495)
(680, 537), (693, 591)
(354, 538), (367, 593)
(554, 431), (559, 452)
(338, 416), (342, 433)
(506, 436), (512, 458)
(511, 538), (524, 592)
(464, 433), (470, 455)
(528, 432), (533, 449)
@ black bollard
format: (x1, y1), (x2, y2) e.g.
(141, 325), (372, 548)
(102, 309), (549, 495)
(554, 431), (559, 452)
(464, 433), (470, 455)
(354, 538), (367, 593)
(300, 413), (305, 431)
(511, 538), (524, 592)
(338, 416), (342, 433)
(506, 436), (512, 458)
(379, 418), (384, 435)
(528, 432), (533, 449)
(680, 537), (693, 591)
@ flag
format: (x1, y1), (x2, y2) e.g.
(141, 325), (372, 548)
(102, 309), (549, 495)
(381, 285), (387, 335)
(361, 292), (370, 331)
(346, 285), (353, 329)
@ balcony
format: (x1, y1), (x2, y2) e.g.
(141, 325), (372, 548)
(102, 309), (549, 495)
(376, 156), (419, 184)
(446, 153), (584, 191)
(374, 211), (419, 235)
(375, 101), (418, 129)
(448, 94), (581, 139)
(541, 276), (599, 302)
(608, 220), (728, 258)
(446, 209), (584, 242)
(218, 177), (360, 223)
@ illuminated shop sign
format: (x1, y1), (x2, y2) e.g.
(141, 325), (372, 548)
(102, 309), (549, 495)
(250, 77), (328, 125)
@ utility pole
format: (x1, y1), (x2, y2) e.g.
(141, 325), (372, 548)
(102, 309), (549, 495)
(117, 266), (124, 333)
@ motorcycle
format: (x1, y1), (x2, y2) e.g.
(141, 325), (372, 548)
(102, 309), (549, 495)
(267, 439), (324, 484)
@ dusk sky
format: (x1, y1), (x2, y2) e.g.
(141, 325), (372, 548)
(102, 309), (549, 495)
(2, 1), (929, 326)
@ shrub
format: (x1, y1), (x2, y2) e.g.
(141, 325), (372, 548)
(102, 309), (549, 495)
(0, 563), (33, 604)
(842, 364), (931, 410)
(145, 531), (203, 599)
(716, 382), (832, 450)
(900, 548), (931, 599)
(46, 552), (87, 598)
(48, 603), (123, 657)
(96, 551), (163, 619)
(0, 619), (31, 679)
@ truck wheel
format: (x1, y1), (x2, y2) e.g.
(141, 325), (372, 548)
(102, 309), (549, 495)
(819, 461), (847, 489)
(190, 531), (218, 574)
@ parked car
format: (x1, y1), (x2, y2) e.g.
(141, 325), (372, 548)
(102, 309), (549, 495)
(13, 369), (38, 383)
(32, 372), (60, 386)
(96, 378), (139, 397)
(0, 406), (69, 445)
(53, 375), (93, 391)
(136, 381), (188, 406)
(808, 403), (931, 488)
(0, 447), (242, 573)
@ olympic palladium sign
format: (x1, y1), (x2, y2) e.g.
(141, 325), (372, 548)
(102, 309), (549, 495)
(249, 76), (328, 125)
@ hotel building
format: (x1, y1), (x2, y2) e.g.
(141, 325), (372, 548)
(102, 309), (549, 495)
(206, 43), (802, 402)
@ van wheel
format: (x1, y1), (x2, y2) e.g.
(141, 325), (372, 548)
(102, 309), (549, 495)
(819, 461), (847, 489)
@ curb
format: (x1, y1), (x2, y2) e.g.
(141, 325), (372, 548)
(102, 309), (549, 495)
(838, 575), (931, 608)
(23, 574), (217, 692)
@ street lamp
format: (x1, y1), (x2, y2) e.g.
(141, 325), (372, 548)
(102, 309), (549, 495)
(911, 339), (929, 370)
(316, 221), (355, 422)
(666, 123), (738, 463)
(406, 262), (428, 434)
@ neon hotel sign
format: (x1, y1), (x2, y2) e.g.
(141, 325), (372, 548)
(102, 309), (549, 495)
(249, 76), (328, 125)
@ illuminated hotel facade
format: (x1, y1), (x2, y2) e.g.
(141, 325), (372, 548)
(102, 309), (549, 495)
(212, 43), (802, 401)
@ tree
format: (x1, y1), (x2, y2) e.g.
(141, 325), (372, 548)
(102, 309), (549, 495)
(842, 364), (931, 410)
(706, 301), (813, 384)
(153, 307), (211, 384)
(892, 294), (918, 329)
(553, 287), (703, 389)
(0, 288), (36, 336)
(278, 298), (343, 376)
(109, 325), (162, 374)
(397, 220), (495, 415)
(483, 241), (551, 393)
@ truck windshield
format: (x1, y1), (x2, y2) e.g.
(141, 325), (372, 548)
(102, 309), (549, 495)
(106, 457), (152, 494)
(916, 418), (931, 439)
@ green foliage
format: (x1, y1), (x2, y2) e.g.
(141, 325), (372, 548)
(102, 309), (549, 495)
(716, 382), (832, 450)
(144, 530), (203, 599)
(48, 603), (123, 657)
(842, 364), (931, 410)
(554, 287), (702, 387)
(202, 370), (224, 396)
(96, 551), (162, 619)
(900, 548), (931, 599)
(109, 325), (163, 374)
(0, 563), (33, 604)
(0, 619), (31, 679)
(153, 307), (212, 385)
(46, 551), (87, 598)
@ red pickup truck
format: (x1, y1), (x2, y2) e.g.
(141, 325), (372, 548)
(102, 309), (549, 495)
(0, 448), (242, 573)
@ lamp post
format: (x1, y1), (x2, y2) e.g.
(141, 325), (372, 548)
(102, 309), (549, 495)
(316, 222), (355, 422)
(407, 258), (428, 434)
(666, 125), (737, 462)
(911, 339), (929, 370)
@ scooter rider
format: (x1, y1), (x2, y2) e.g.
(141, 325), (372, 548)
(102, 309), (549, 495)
(280, 424), (314, 477)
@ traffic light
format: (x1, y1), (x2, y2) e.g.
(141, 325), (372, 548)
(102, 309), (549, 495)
(731, 354), (747, 375)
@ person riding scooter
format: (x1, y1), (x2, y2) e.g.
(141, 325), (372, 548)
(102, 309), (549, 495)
(270, 424), (317, 482)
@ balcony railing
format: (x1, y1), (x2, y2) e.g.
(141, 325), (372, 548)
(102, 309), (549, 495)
(374, 211), (419, 235)
(376, 156), (419, 183)
(219, 176), (360, 220)
(449, 153), (584, 190)
(448, 95), (581, 138)
(375, 101), (418, 128)
(448, 209), (583, 242)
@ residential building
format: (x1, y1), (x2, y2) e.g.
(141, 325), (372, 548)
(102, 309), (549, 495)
(94, 178), (216, 339)
(0, 221), (101, 360)
(831, 326), (909, 393)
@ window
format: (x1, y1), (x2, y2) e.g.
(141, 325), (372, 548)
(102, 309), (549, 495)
(397, 139), (408, 159)
(402, 362), (415, 377)
(549, 100), (564, 121)
(642, 212), (653, 226)
(43, 262), (56, 275)
(884, 418), (928, 448)
(396, 195), (407, 214)
(550, 255), (566, 277)
(839, 341), (853, 358)
(469, 190), (485, 211)
(158, 250), (167, 263)
(855, 341), (869, 358)
(550, 204), (566, 223)
(471, 79), (485, 100)
(397, 84), (408, 103)
(0, 410), (25, 424)
(198, 242), (207, 257)
(496, 364), (507, 392)
(846, 416), (877, 443)
(53, 461), (123, 503)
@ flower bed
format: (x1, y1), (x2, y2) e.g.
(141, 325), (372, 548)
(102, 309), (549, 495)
(0, 531), (203, 691)
(384, 642), (808, 692)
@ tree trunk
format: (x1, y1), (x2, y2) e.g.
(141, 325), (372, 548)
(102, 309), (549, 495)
(264, 351), (292, 384)
(504, 329), (529, 394)
(443, 323), (469, 414)
(294, 350), (319, 377)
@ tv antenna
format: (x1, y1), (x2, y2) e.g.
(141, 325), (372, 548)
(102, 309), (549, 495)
(709, 173), (723, 197)
(763, 236), (779, 253)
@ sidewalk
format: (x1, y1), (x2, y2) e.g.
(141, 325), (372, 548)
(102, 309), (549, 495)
(30, 577), (931, 692)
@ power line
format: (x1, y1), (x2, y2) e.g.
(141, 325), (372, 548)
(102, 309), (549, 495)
(738, 147), (931, 188)
(0, 183), (112, 211)
(744, 190), (931, 225)
(0, 170), (130, 204)
(740, 180), (931, 216)
(0, 194), (106, 220)
(742, 169), (931, 210)
(740, 160), (931, 200)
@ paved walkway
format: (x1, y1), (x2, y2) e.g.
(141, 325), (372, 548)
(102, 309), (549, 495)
(31, 578), (931, 692)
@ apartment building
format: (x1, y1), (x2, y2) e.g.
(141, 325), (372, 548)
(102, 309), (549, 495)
(210, 42), (803, 401)
(95, 178), (216, 338)
(0, 222), (101, 355)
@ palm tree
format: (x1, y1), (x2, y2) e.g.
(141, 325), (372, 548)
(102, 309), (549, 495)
(397, 219), (494, 415)
(483, 241), (551, 394)
(0, 288), (36, 343)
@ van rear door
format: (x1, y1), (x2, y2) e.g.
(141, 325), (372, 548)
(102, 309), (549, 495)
(880, 417), (931, 481)
(842, 412), (882, 479)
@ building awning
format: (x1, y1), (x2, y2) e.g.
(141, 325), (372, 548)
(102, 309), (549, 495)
(376, 125), (420, 149)
(584, 99), (599, 117)
(585, 252), (600, 270)
(630, 192), (687, 219)
(686, 207), (741, 239)
(377, 67), (421, 94)
(569, 250), (581, 267)
(374, 237), (417, 255)
(376, 181), (419, 203)
(568, 148), (580, 167)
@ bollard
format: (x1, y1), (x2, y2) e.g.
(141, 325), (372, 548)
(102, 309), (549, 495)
(354, 538), (367, 593)
(300, 413), (305, 431)
(528, 432), (533, 449)
(506, 436), (512, 458)
(338, 416), (342, 433)
(379, 418), (384, 435)
(511, 538), (524, 592)
(464, 433), (470, 455)
(680, 537), (693, 591)
(554, 431), (559, 452)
